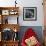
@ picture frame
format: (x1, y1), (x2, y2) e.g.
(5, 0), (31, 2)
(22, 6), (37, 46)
(9, 10), (18, 15)
(23, 7), (37, 21)
(2, 10), (9, 15)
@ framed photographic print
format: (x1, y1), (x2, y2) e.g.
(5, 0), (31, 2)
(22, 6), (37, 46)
(9, 10), (18, 15)
(2, 10), (9, 15)
(23, 7), (37, 21)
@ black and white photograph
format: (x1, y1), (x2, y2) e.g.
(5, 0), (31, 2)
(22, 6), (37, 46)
(23, 7), (37, 21)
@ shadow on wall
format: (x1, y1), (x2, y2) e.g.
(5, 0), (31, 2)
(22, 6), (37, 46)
(18, 26), (44, 44)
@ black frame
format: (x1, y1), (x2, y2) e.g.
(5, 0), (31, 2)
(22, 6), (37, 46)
(23, 7), (37, 21)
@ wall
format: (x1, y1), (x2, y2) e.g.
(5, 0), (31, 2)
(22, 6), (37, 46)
(0, 0), (44, 26)
(18, 0), (44, 26)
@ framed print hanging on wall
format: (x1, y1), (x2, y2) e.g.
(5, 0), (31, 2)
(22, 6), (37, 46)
(23, 7), (37, 21)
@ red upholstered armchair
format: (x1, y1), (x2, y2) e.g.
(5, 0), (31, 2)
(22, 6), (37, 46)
(21, 28), (41, 46)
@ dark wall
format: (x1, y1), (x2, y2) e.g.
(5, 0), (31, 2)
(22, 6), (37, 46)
(18, 26), (44, 43)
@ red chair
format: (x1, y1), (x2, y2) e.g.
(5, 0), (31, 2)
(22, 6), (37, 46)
(21, 28), (41, 46)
